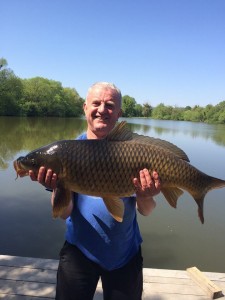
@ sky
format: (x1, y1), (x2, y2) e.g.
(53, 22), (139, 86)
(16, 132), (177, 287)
(1, 0), (225, 107)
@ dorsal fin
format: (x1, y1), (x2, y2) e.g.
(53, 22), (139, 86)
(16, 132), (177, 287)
(131, 133), (190, 162)
(107, 121), (190, 162)
(106, 121), (133, 141)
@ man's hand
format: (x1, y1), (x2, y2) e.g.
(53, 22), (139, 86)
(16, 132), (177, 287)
(133, 169), (161, 198)
(29, 166), (57, 190)
(133, 169), (161, 216)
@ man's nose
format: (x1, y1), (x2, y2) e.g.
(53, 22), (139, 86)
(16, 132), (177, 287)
(98, 103), (106, 113)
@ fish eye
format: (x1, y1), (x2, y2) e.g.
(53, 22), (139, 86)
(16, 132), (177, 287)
(31, 158), (36, 166)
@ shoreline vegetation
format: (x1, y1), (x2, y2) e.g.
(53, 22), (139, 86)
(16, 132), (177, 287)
(1, 58), (225, 124)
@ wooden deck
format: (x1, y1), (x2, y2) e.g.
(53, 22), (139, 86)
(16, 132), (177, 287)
(0, 255), (224, 299)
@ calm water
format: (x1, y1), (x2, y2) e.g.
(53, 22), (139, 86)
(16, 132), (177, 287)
(0, 116), (225, 272)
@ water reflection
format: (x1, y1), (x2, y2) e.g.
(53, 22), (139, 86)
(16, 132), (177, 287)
(0, 117), (87, 170)
(0, 117), (225, 272)
(122, 117), (225, 146)
(1, 117), (225, 171)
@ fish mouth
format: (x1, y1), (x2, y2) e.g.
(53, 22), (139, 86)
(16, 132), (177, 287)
(13, 160), (29, 178)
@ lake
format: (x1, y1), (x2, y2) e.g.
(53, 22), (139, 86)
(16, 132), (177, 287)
(0, 116), (225, 272)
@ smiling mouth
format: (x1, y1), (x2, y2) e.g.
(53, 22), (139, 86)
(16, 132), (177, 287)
(95, 116), (109, 121)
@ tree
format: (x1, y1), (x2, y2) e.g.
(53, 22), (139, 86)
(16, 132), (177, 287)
(203, 104), (215, 123)
(192, 105), (205, 122)
(2, 58), (225, 123)
(0, 68), (23, 116)
(20, 77), (84, 117)
(183, 105), (205, 122)
(0, 58), (8, 70)
(134, 104), (143, 117)
(214, 101), (225, 123)
(142, 102), (152, 117)
(152, 103), (173, 120)
(170, 106), (185, 121)
(62, 87), (84, 117)
(122, 95), (137, 117)
(218, 110), (225, 123)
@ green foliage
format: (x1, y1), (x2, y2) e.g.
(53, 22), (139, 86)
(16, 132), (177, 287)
(218, 111), (225, 123)
(183, 105), (204, 122)
(1, 58), (225, 123)
(212, 101), (225, 124)
(142, 103), (152, 117)
(149, 101), (225, 124)
(20, 77), (84, 117)
(135, 104), (143, 117)
(0, 57), (8, 70)
(0, 65), (84, 117)
(152, 103), (173, 120)
(0, 116), (88, 169)
(170, 107), (184, 121)
(122, 95), (137, 117)
(62, 87), (84, 117)
(0, 68), (23, 116)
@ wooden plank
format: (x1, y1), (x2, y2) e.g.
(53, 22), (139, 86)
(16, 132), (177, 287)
(0, 259), (103, 300)
(144, 280), (208, 296)
(0, 255), (58, 271)
(0, 279), (55, 298)
(187, 267), (224, 299)
(0, 256), (57, 299)
(0, 265), (56, 283)
(1, 256), (225, 300)
(144, 268), (190, 279)
(0, 280), (103, 300)
(144, 268), (225, 281)
(0, 294), (53, 300)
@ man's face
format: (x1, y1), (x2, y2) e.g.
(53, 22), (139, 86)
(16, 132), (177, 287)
(83, 87), (122, 139)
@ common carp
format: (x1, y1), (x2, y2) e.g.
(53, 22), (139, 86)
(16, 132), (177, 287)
(13, 121), (225, 223)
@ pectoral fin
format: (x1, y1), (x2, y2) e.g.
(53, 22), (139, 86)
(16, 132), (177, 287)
(53, 184), (71, 218)
(103, 197), (125, 222)
(161, 187), (184, 208)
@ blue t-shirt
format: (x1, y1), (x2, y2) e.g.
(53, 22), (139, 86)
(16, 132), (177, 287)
(65, 133), (143, 270)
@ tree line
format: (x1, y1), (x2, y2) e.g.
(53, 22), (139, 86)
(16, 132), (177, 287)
(1, 58), (225, 123)
(122, 98), (225, 123)
(0, 59), (84, 117)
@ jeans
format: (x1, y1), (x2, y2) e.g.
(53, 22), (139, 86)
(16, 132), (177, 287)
(55, 241), (143, 300)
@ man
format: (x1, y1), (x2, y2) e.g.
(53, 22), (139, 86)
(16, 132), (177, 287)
(29, 82), (161, 300)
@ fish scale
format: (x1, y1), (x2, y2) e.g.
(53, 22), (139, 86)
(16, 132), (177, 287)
(58, 140), (215, 196)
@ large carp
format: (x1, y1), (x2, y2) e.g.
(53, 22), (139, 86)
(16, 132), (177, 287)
(14, 121), (225, 223)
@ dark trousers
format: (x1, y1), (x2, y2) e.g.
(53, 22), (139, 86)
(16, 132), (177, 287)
(55, 241), (143, 300)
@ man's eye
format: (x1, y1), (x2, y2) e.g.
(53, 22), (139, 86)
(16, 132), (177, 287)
(106, 103), (115, 109)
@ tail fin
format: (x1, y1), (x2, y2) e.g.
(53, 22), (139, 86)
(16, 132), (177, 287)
(207, 176), (225, 192)
(193, 177), (225, 224)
